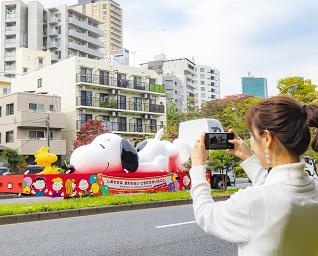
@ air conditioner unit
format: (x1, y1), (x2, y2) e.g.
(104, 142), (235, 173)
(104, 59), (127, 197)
(143, 114), (149, 119)
(111, 89), (117, 94)
(144, 93), (148, 99)
(112, 111), (117, 117)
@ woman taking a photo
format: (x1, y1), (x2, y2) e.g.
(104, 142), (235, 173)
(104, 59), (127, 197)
(190, 96), (318, 255)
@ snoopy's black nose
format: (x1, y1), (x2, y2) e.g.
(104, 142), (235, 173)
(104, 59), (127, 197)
(121, 139), (139, 172)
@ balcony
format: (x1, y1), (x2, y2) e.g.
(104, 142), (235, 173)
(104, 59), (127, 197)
(76, 120), (164, 134)
(76, 97), (165, 114)
(48, 16), (59, 24)
(15, 111), (65, 129)
(5, 26), (16, 33)
(17, 139), (66, 155)
(48, 28), (58, 37)
(48, 41), (60, 49)
(5, 39), (16, 45)
(5, 65), (15, 71)
(76, 74), (166, 95)
(69, 29), (104, 48)
(68, 17), (103, 36)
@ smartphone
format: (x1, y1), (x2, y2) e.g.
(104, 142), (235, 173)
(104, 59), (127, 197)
(204, 132), (235, 150)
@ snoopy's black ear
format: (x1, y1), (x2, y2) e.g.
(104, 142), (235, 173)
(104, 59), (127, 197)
(121, 139), (139, 172)
(136, 140), (147, 152)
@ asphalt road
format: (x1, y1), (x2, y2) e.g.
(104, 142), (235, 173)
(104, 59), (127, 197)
(0, 205), (237, 256)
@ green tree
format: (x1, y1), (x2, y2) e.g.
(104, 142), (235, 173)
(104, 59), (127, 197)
(162, 100), (180, 141)
(278, 76), (318, 103)
(2, 148), (22, 173)
(206, 150), (239, 172)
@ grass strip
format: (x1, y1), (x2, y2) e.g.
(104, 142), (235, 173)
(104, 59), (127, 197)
(0, 188), (239, 216)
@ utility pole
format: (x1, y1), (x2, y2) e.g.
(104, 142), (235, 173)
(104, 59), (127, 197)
(46, 114), (50, 147)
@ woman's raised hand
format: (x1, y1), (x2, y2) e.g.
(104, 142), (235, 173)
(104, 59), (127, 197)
(227, 129), (253, 161)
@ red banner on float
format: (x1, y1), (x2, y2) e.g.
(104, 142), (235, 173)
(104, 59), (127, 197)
(0, 171), (192, 197)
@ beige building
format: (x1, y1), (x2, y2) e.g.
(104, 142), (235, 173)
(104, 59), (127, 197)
(0, 92), (66, 164)
(16, 48), (51, 75)
(0, 77), (12, 97)
(12, 57), (166, 159)
(71, 0), (123, 54)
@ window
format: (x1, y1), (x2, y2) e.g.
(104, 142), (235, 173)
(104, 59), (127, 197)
(200, 81), (204, 85)
(5, 131), (13, 143)
(6, 103), (14, 115)
(201, 93), (206, 98)
(49, 105), (54, 111)
(200, 74), (205, 79)
(134, 97), (142, 111)
(38, 58), (43, 69)
(99, 70), (109, 85)
(29, 130), (45, 139)
(23, 67), (28, 75)
(3, 88), (11, 95)
(80, 68), (93, 83)
(0, 106), (1, 117)
(49, 131), (54, 139)
(37, 78), (42, 88)
(149, 79), (156, 85)
(29, 103), (44, 112)
(103, 4), (107, 9)
(201, 87), (205, 91)
(0, 132), (1, 144)
(200, 68), (205, 72)
(133, 76), (142, 89)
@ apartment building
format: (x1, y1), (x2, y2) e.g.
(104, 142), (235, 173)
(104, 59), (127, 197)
(142, 56), (197, 112)
(142, 55), (222, 111)
(0, 92), (66, 164)
(0, 0), (105, 77)
(71, 0), (123, 54)
(163, 75), (183, 112)
(196, 65), (220, 106)
(12, 57), (166, 159)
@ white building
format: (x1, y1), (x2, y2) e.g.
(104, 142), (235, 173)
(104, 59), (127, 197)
(141, 56), (197, 112)
(196, 65), (220, 106)
(12, 57), (166, 158)
(0, 0), (104, 78)
(71, 0), (123, 55)
(163, 75), (183, 112)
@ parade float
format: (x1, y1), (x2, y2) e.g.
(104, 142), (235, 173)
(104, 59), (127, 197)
(0, 119), (223, 198)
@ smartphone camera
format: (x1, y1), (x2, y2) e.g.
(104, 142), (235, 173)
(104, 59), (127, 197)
(204, 132), (235, 150)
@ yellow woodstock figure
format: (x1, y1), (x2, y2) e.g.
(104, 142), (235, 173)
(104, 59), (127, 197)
(35, 146), (59, 174)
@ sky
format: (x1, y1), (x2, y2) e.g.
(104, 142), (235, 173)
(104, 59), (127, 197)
(31, 0), (318, 97)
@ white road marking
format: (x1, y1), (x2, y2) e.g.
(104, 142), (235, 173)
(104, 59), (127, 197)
(156, 220), (197, 229)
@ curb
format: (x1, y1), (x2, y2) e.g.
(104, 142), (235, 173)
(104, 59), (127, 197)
(0, 196), (230, 225)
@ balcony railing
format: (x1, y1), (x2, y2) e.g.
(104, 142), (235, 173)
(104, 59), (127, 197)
(4, 52), (15, 57)
(6, 13), (16, 19)
(5, 39), (16, 44)
(76, 97), (165, 113)
(5, 26), (16, 32)
(76, 73), (165, 94)
(76, 120), (164, 133)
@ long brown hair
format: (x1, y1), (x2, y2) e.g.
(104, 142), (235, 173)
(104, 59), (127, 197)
(245, 96), (318, 156)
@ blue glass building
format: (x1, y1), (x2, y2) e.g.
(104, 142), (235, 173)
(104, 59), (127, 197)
(241, 77), (268, 99)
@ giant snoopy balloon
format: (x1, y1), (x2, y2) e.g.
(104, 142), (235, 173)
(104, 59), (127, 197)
(69, 119), (224, 174)
(69, 133), (139, 174)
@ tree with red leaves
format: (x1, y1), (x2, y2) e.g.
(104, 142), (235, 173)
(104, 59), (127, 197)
(73, 120), (111, 149)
